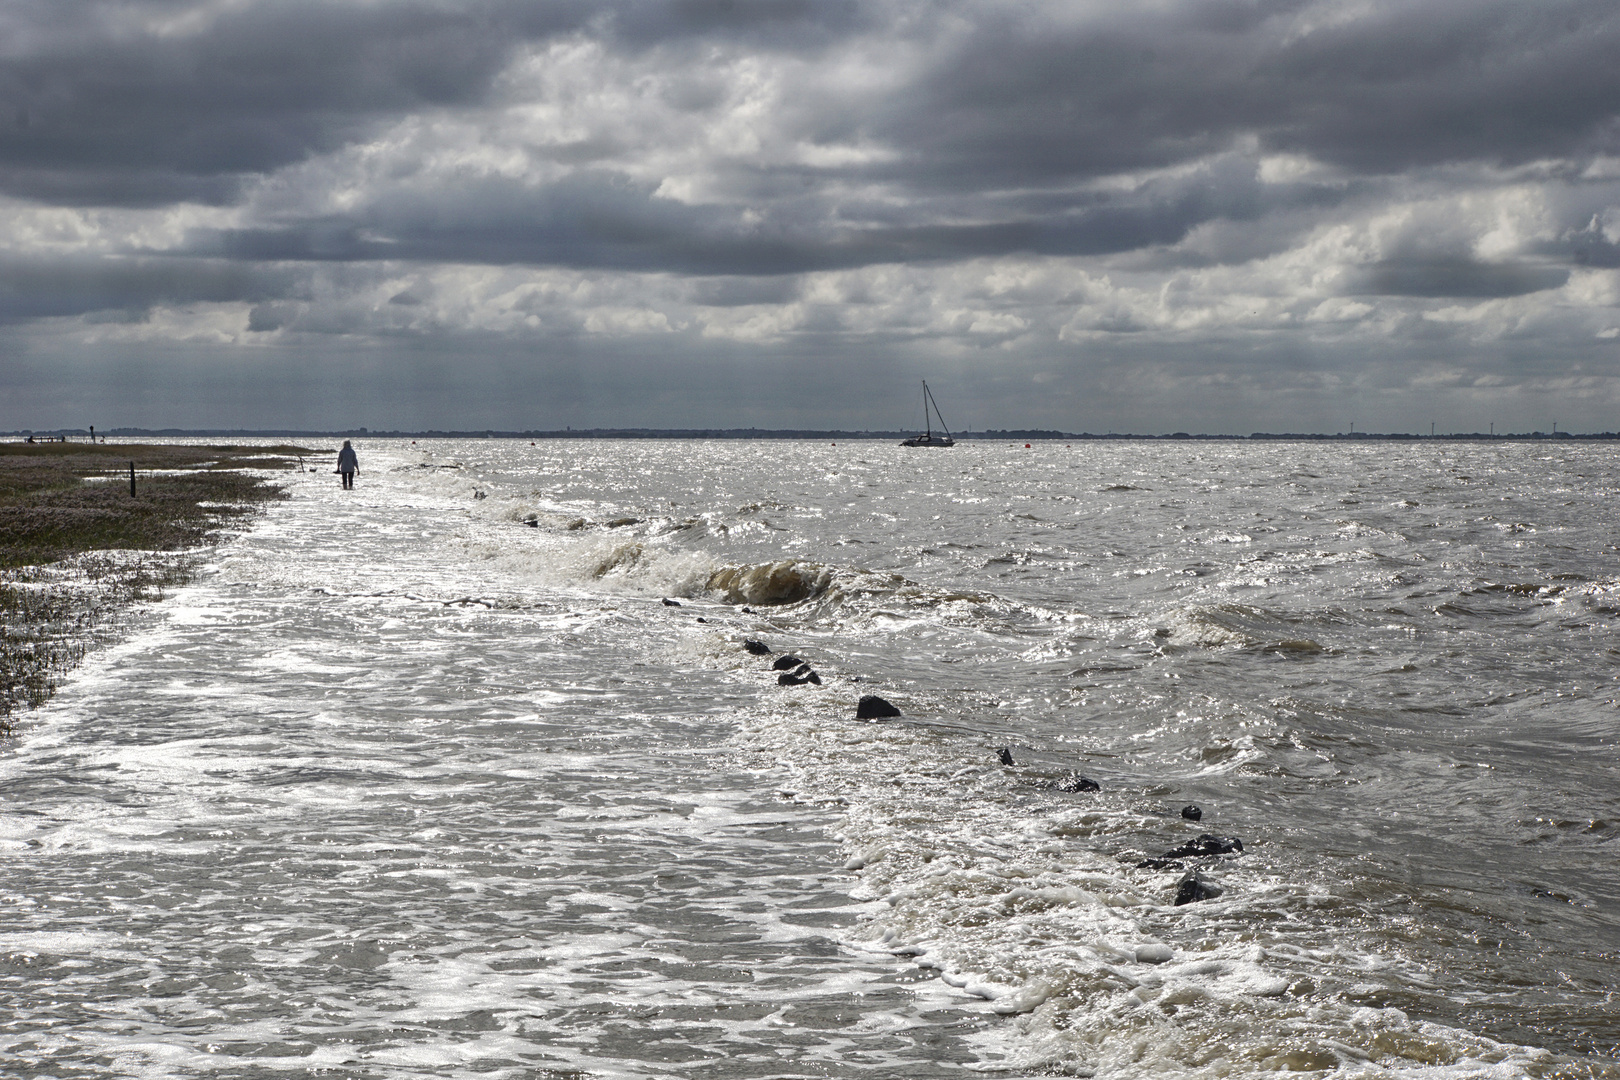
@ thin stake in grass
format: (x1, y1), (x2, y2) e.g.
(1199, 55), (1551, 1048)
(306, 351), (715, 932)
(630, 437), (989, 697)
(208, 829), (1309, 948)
(0, 442), (308, 727)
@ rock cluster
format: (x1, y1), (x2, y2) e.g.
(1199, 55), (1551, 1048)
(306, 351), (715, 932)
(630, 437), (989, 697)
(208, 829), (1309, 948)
(987, 743), (1237, 903)
(728, 621), (1242, 910)
(995, 747), (1100, 793)
(736, 642), (830, 691)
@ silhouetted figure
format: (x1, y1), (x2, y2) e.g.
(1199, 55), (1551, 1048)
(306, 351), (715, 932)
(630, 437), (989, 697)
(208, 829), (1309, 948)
(337, 440), (359, 489)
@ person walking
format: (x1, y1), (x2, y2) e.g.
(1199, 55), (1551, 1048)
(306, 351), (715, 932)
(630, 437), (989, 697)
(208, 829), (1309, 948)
(337, 440), (359, 489)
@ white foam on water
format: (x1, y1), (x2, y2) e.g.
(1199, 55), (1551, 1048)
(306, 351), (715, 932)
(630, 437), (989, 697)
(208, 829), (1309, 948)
(5, 439), (1620, 1078)
(720, 653), (1617, 1078)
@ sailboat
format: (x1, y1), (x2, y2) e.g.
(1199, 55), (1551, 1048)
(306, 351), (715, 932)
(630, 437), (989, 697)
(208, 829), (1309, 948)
(899, 381), (956, 447)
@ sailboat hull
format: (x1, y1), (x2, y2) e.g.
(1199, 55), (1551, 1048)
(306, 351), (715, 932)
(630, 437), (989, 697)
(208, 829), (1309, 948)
(899, 435), (955, 447)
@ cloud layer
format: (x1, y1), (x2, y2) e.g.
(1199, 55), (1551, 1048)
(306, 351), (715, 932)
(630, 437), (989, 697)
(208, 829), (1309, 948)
(3, 0), (1618, 431)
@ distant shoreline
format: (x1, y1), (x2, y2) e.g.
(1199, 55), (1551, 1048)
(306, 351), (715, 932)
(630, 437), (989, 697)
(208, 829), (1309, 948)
(5, 427), (1615, 442)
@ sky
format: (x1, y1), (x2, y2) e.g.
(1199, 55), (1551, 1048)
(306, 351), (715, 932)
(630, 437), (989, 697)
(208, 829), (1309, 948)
(3, 0), (1619, 434)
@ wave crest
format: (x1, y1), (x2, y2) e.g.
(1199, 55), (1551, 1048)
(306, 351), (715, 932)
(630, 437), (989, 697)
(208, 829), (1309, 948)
(707, 560), (836, 606)
(588, 541), (648, 578)
(1169, 603), (1328, 654)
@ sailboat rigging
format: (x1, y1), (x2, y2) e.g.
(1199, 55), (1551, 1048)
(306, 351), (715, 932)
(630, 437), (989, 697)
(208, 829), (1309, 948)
(900, 381), (955, 447)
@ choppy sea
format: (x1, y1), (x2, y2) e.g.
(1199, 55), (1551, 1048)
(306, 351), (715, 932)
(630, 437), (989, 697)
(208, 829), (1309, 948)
(2, 438), (1618, 1079)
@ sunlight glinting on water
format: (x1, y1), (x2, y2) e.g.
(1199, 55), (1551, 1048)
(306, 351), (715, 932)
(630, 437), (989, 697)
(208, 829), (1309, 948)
(2, 438), (1618, 1078)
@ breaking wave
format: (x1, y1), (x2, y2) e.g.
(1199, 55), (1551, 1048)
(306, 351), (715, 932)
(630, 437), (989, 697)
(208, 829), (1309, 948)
(707, 559), (839, 606)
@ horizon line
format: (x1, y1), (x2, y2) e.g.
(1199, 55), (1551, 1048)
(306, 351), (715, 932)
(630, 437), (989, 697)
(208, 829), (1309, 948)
(7, 427), (1615, 442)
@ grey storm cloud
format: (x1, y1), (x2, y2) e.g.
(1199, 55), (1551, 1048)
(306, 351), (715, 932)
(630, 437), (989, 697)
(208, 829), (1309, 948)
(5, 1), (1615, 236)
(1355, 258), (1571, 299)
(0, 254), (300, 324)
(0, 0), (596, 205)
(0, 0), (874, 206)
(865, 0), (1620, 187)
(183, 158), (1333, 274)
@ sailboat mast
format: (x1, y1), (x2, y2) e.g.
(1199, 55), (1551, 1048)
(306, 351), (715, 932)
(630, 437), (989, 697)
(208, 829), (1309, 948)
(922, 381), (931, 438)
(925, 382), (952, 440)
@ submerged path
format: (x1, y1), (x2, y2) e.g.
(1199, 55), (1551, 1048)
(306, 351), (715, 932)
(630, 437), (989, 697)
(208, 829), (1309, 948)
(0, 461), (988, 1079)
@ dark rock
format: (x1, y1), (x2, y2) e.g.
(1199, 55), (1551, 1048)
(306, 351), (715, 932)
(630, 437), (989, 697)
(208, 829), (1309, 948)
(772, 655), (804, 670)
(1181, 805), (1203, 821)
(778, 667), (822, 686)
(856, 695), (901, 720)
(662, 598), (682, 607)
(1169, 834), (1242, 858)
(1056, 774), (1100, 793)
(1136, 833), (1243, 869)
(996, 747), (1015, 766)
(696, 617), (707, 623)
(523, 518), (539, 528)
(743, 639), (771, 655)
(741, 607), (754, 614)
(1174, 870), (1223, 906)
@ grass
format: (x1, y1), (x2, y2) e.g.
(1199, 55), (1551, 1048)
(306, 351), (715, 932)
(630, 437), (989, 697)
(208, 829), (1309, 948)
(0, 442), (308, 728)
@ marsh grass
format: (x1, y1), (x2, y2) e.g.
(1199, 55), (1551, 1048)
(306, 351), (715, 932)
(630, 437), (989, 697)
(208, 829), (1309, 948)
(0, 442), (307, 727)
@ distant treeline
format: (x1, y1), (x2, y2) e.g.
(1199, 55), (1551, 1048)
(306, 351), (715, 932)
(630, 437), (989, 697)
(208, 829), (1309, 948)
(7, 427), (1618, 441)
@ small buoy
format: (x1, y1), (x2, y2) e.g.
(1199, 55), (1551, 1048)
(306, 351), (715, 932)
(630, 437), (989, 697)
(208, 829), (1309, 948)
(530, 441), (535, 446)
(1025, 443), (1031, 448)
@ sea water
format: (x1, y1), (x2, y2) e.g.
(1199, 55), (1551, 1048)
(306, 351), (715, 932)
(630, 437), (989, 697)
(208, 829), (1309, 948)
(1, 438), (1617, 1079)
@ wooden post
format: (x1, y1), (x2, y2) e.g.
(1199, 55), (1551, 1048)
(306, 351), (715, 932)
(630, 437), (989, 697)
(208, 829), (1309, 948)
(129, 462), (136, 497)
